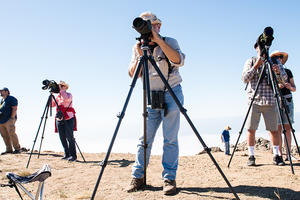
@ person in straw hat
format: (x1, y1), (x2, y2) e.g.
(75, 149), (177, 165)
(127, 11), (185, 195)
(51, 81), (78, 162)
(270, 51), (297, 161)
(221, 125), (231, 155)
(242, 39), (289, 166)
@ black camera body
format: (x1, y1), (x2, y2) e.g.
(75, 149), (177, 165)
(42, 79), (60, 93)
(132, 17), (152, 41)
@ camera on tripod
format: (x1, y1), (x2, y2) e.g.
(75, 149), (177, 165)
(256, 27), (274, 56)
(42, 79), (60, 93)
(132, 17), (152, 41)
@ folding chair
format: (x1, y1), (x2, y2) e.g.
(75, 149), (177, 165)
(4, 164), (51, 200)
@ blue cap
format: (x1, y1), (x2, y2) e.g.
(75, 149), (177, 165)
(0, 87), (10, 94)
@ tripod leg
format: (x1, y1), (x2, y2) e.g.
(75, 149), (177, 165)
(277, 108), (294, 174)
(74, 139), (86, 162)
(143, 76), (148, 185)
(291, 129), (300, 156)
(265, 59), (295, 174)
(141, 50), (151, 186)
(26, 95), (52, 168)
(148, 57), (240, 200)
(228, 63), (269, 168)
(282, 103), (300, 156)
(228, 99), (255, 168)
(37, 101), (51, 159)
(90, 57), (145, 200)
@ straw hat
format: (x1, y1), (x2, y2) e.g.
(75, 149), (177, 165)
(270, 50), (288, 65)
(225, 125), (231, 131)
(139, 11), (162, 25)
(58, 81), (69, 90)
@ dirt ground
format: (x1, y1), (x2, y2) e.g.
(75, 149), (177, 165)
(0, 148), (300, 200)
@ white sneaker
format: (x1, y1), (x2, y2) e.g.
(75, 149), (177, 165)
(285, 155), (298, 161)
(291, 155), (298, 161)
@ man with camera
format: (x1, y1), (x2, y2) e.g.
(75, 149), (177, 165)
(242, 42), (288, 166)
(0, 87), (21, 155)
(127, 12), (185, 195)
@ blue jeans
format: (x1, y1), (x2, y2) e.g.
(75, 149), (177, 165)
(57, 117), (77, 158)
(224, 141), (230, 155)
(132, 84), (184, 180)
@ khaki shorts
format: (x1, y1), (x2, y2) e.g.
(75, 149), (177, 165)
(246, 104), (278, 132)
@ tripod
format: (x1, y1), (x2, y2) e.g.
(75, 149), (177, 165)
(91, 40), (240, 200)
(26, 92), (86, 168)
(228, 47), (300, 174)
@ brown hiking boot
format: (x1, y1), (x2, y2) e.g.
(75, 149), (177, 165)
(126, 178), (144, 192)
(163, 179), (176, 195)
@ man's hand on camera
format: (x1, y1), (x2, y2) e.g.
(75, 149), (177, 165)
(150, 28), (162, 45)
(254, 57), (264, 69)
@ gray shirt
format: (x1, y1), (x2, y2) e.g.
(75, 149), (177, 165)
(129, 37), (185, 91)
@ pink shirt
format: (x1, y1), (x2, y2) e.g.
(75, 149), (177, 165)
(52, 90), (75, 119)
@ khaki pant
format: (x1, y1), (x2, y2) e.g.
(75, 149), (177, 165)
(0, 119), (20, 152)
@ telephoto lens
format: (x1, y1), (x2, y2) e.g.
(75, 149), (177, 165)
(132, 17), (152, 35)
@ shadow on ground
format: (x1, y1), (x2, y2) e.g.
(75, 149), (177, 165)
(178, 185), (300, 200)
(24, 152), (134, 167)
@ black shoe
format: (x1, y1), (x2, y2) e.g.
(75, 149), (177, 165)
(12, 149), (21, 154)
(67, 156), (77, 162)
(61, 155), (70, 160)
(285, 157), (288, 161)
(247, 156), (256, 166)
(273, 155), (285, 166)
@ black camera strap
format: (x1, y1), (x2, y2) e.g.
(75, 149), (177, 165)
(162, 37), (175, 92)
(162, 37), (174, 76)
(64, 101), (72, 115)
(57, 101), (72, 119)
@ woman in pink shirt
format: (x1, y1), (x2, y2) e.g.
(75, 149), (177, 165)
(52, 81), (77, 162)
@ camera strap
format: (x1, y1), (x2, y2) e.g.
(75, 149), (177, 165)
(162, 37), (174, 76)
(64, 101), (72, 114)
(58, 101), (72, 116)
(162, 37), (174, 91)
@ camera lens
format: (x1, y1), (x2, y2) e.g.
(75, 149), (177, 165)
(132, 17), (152, 35)
(264, 27), (273, 37)
(42, 79), (50, 86)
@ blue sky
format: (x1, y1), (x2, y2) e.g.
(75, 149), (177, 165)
(0, 1), (299, 155)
